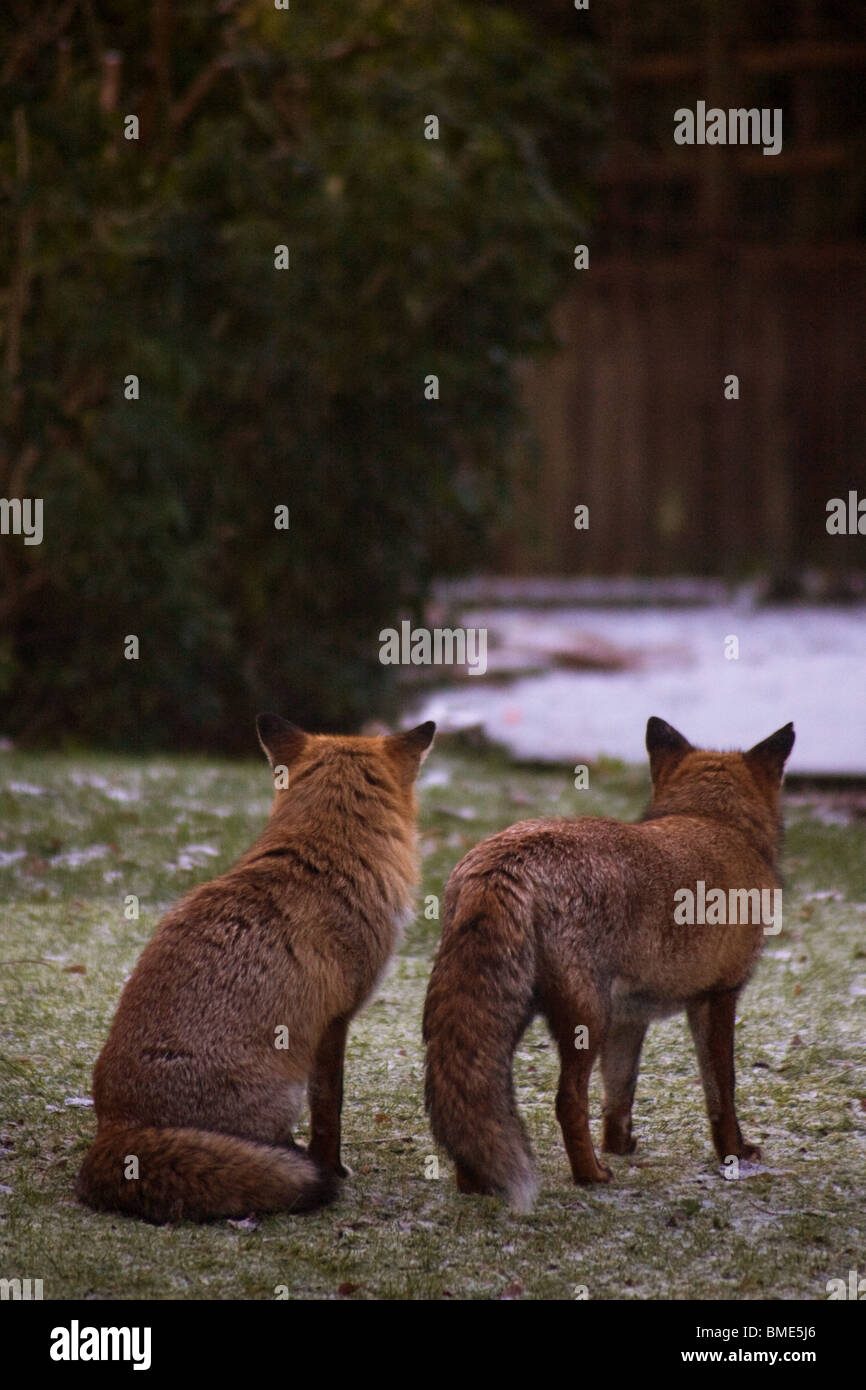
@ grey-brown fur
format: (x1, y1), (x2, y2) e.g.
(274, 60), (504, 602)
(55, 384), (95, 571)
(423, 718), (794, 1209)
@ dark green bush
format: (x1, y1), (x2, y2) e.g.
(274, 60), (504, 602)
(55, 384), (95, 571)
(0, 0), (603, 749)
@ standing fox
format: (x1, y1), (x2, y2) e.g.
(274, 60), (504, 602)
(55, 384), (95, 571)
(77, 714), (435, 1223)
(423, 717), (794, 1210)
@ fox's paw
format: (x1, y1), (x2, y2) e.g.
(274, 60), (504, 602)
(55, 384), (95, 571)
(306, 1141), (352, 1178)
(718, 1141), (761, 1163)
(573, 1161), (613, 1185)
(737, 1142), (761, 1163)
(602, 1124), (637, 1156)
(605, 1138), (637, 1156)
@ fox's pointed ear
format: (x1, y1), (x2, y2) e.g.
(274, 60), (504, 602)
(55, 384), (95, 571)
(255, 713), (307, 769)
(646, 717), (693, 781)
(384, 721), (436, 783)
(745, 722), (795, 783)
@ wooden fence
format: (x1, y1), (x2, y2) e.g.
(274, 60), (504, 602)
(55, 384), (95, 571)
(501, 1), (866, 578)
(509, 245), (866, 577)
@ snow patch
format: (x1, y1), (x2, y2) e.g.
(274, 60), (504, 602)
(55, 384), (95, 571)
(51, 845), (110, 869)
(418, 767), (452, 789)
(168, 843), (221, 872)
(414, 603), (866, 773)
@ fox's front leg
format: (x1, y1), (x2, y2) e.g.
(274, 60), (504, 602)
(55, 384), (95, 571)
(687, 991), (760, 1163)
(601, 1017), (647, 1155)
(308, 1015), (351, 1177)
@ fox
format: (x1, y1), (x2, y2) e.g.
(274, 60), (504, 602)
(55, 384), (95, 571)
(76, 713), (435, 1223)
(423, 716), (794, 1211)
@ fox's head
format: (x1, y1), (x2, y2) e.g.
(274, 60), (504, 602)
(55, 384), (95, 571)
(255, 713), (436, 820)
(644, 717), (795, 859)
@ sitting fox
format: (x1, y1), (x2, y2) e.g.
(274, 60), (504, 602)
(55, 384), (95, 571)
(77, 714), (435, 1223)
(423, 717), (794, 1210)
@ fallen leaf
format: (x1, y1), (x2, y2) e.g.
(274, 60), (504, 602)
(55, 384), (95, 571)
(227, 1216), (260, 1231)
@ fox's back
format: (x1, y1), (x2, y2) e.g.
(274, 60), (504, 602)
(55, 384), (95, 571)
(92, 729), (427, 1125)
(443, 813), (773, 1001)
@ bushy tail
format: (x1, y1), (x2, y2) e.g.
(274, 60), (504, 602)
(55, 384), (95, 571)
(76, 1124), (336, 1224)
(423, 874), (538, 1211)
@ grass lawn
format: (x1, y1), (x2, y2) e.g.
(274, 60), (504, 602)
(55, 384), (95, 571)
(1, 744), (864, 1300)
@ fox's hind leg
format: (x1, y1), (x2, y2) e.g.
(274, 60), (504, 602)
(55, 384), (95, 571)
(601, 1017), (647, 1155)
(548, 997), (612, 1184)
(687, 990), (760, 1164)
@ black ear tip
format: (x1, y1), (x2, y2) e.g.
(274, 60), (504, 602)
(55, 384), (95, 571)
(256, 713), (304, 746)
(772, 721), (795, 747)
(645, 716), (661, 744)
(646, 716), (679, 742)
(646, 716), (692, 757)
(748, 722), (796, 764)
(389, 720), (436, 759)
(405, 719), (436, 752)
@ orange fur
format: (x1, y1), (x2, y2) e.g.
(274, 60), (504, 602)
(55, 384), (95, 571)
(77, 715), (435, 1223)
